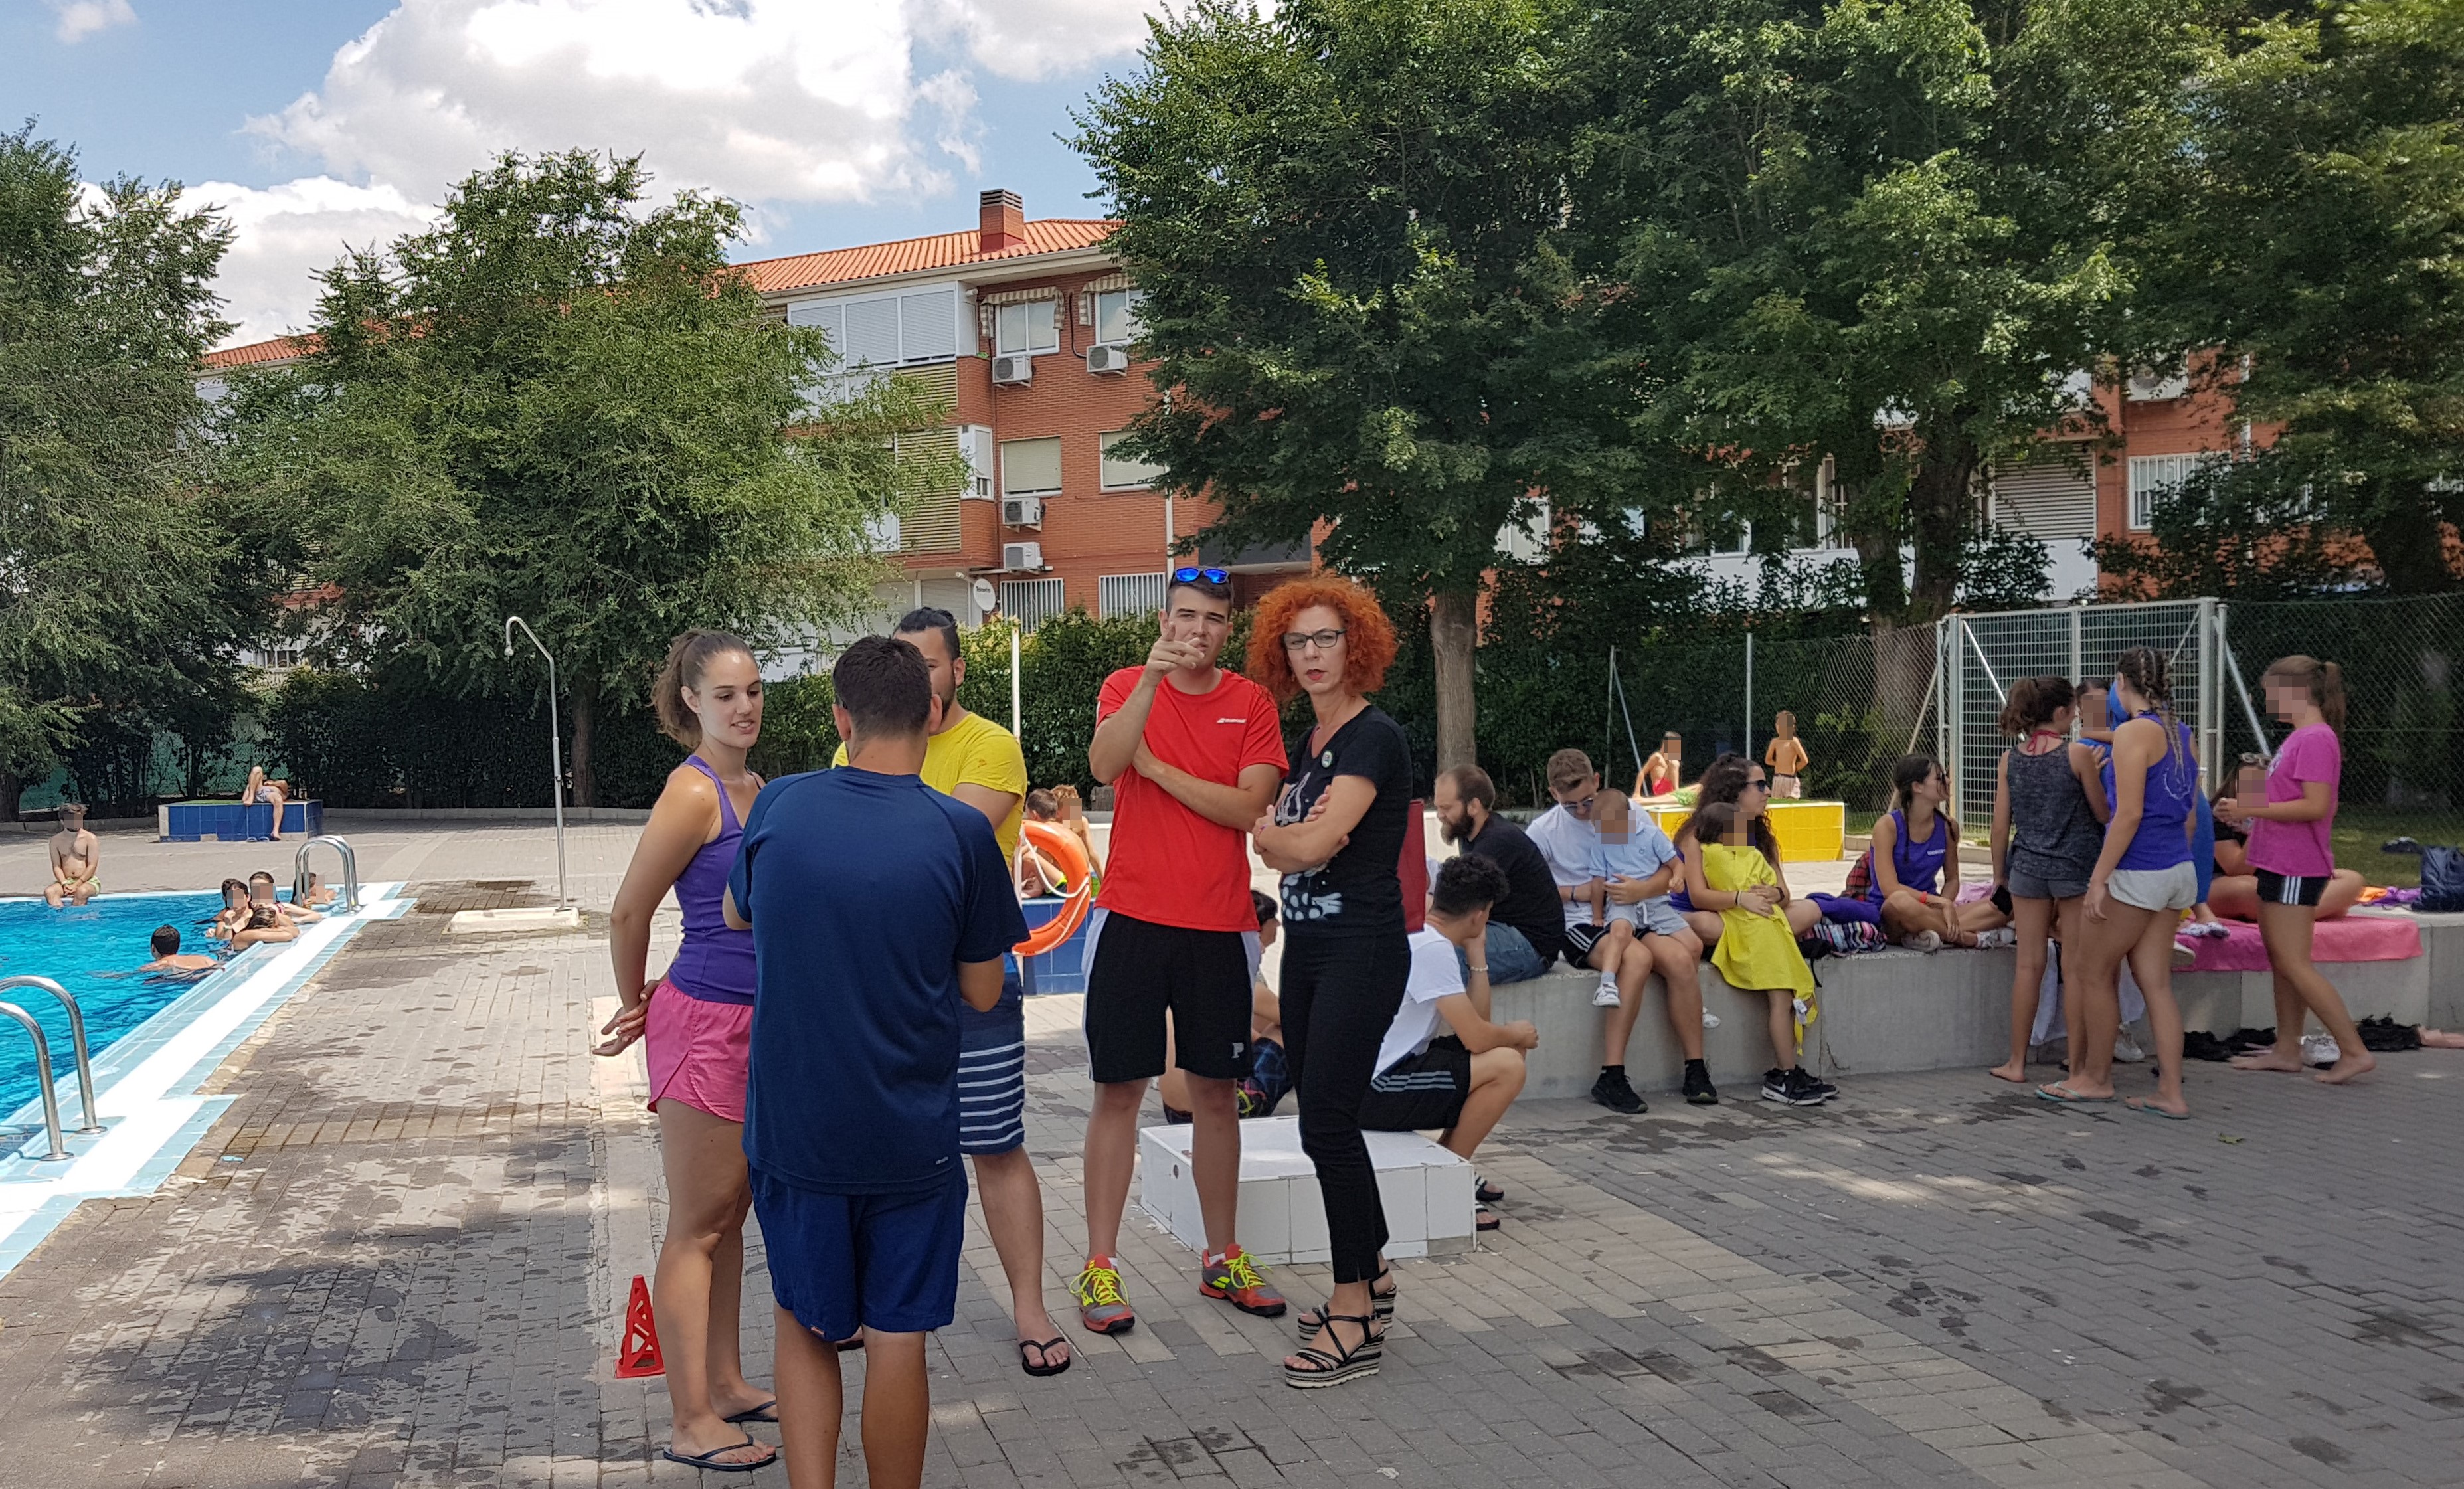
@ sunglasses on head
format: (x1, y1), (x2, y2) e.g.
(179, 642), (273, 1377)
(1172, 567), (1231, 584)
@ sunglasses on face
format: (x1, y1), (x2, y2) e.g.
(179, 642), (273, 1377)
(1173, 566), (1231, 584)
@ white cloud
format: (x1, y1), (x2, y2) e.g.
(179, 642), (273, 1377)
(203, 0), (1164, 347)
(184, 177), (436, 345)
(52, 0), (136, 43)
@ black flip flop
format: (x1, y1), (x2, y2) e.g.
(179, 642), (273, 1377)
(1476, 1206), (1501, 1233)
(1019, 1336), (1073, 1377)
(1474, 1176), (1504, 1205)
(661, 1439), (776, 1473)
(834, 1335), (865, 1352)
(722, 1399), (777, 1425)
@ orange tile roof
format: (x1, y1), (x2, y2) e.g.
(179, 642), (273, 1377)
(203, 333), (316, 369)
(735, 219), (1118, 295)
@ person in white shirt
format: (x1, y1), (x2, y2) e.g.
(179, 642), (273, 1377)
(1526, 748), (1716, 1111)
(1354, 854), (1538, 1237)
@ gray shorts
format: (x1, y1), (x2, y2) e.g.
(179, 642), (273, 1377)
(2107, 862), (2198, 913)
(2007, 865), (2089, 902)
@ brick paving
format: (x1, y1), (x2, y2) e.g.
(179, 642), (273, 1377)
(0, 825), (2454, 1486)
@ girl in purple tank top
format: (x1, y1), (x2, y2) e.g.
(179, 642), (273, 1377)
(2051, 648), (2193, 1121)
(599, 631), (778, 1473)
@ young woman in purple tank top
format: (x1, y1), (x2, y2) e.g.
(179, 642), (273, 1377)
(2050, 648), (2195, 1120)
(598, 631), (776, 1472)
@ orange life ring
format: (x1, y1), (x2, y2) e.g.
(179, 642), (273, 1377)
(1015, 818), (1094, 956)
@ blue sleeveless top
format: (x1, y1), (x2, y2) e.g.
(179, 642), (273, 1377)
(2113, 717), (2196, 872)
(1863, 807), (1948, 901)
(665, 755), (757, 1005)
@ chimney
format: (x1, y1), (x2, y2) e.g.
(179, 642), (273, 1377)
(979, 189), (1025, 253)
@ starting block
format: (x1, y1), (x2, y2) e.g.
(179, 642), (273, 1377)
(1138, 1116), (1476, 1265)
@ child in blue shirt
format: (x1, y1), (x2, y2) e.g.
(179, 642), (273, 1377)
(723, 635), (1026, 1482)
(1560, 790), (1720, 1109)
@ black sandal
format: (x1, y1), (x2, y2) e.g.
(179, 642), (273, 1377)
(1476, 1206), (1501, 1233)
(1284, 1314), (1383, 1388)
(1298, 1267), (1395, 1341)
(661, 1438), (777, 1473)
(1475, 1176), (1504, 1205)
(1019, 1336), (1073, 1377)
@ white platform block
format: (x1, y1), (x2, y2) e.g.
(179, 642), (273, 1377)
(1137, 1116), (1476, 1265)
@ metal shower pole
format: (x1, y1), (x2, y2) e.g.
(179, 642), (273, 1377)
(502, 616), (569, 908)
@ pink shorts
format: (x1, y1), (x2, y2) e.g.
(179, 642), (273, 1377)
(644, 978), (751, 1123)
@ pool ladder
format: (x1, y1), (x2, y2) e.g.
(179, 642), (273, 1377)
(292, 835), (361, 913)
(0, 975), (104, 1164)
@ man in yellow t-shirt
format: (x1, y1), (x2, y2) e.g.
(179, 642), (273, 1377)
(830, 608), (1064, 1375)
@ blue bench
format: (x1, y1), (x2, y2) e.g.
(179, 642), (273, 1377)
(159, 799), (325, 843)
(1018, 897), (1094, 995)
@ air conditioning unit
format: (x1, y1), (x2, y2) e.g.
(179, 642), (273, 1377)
(991, 353), (1033, 385)
(2127, 368), (2188, 402)
(1086, 344), (1132, 375)
(1002, 496), (1044, 528)
(1002, 541), (1045, 571)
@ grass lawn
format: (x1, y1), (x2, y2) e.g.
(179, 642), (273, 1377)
(2331, 808), (2464, 888)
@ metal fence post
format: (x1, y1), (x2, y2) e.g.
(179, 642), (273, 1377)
(1939, 619), (1961, 826)
(2068, 604), (2084, 734)
(2198, 597), (2222, 782)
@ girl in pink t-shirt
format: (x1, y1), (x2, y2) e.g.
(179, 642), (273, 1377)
(2216, 656), (2374, 1084)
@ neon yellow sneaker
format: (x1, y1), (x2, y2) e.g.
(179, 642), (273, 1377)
(1072, 1256), (1136, 1335)
(1199, 1244), (1286, 1318)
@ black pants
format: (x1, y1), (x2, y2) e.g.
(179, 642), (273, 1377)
(1280, 926), (1411, 1285)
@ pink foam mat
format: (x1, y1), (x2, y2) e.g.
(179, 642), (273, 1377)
(2180, 914), (2421, 973)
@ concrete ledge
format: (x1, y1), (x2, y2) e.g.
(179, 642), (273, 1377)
(1138, 1116), (1473, 1264)
(1496, 915), (2459, 1096)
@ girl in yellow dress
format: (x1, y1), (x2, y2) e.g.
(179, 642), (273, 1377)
(1688, 801), (1830, 1106)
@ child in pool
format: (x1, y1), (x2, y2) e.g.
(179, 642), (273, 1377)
(1688, 800), (1831, 1107)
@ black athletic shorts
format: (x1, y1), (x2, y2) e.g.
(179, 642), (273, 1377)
(1357, 1035), (1472, 1132)
(2254, 869), (2329, 908)
(1083, 910), (1255, 1084)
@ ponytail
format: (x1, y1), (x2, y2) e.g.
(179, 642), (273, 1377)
(2264, 654), (2345, 733)
(653, 630), (755, 748)
(1998, 676), (2075, 736)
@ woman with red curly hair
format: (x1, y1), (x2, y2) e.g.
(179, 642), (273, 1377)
(1245, 575), (1415, 1389)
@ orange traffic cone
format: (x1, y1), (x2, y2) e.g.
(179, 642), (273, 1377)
(615, 1274), (664, 1379)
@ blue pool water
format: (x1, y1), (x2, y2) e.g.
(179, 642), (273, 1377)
(0, 892), (228, 1120)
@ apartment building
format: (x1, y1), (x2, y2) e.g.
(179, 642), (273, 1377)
(197, 189), (1314, 651)
(1686, 367), (2253, 603)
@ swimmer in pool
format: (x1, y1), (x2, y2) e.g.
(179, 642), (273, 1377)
(208, 877), (298, 948)
(46, 802), (100, 907)
(248, 871), (322, 925)
(141, 925), (219, 973)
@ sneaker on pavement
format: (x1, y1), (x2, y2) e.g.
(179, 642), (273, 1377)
(1702, 1011), (1721, 1029)
(1199, 1245), (1286, 1317)
(1590, 1067), (1646, 1114)
(1682, 1060), (1719, 1106)
(1072, 1257), (1136, 1335)
(1788, 1068), (1836, 1104)
(1591, 974), (1622, 1007)
(1975, 927), (2017, 949)
(1762, 1067), (1825, 1106)
(2112, 1031), (2147, 1064)
(1905, 929), (1943, 953)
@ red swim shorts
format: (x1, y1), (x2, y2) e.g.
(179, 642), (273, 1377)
(643, 978), (750, 1124)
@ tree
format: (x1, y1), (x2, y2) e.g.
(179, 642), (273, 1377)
(2119, 0), (2464, 595)
(1566, 0), (2208, 620)
(222, 151), (959, 802)
(0, 126), (258, 815)
(1077, 0), (1612, 772)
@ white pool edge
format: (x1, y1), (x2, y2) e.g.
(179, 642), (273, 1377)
(0, 883), (412, 1280)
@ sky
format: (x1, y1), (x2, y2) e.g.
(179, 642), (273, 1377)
(1, 0), (1168, 349)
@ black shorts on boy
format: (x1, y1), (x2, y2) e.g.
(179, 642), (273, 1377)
(1083, 910), (1257, 1084)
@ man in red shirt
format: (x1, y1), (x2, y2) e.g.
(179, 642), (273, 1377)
(1073, 567), (1290, 1334)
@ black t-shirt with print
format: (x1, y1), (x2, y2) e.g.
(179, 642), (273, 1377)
(1274, 704), (1414, 936)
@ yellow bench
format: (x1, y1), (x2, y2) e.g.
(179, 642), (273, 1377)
(1646, 798), (1846, 864)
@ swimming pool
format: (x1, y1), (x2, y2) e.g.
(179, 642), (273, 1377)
(0, 891), (228, 1119)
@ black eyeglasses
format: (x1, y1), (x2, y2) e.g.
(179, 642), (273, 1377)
(1172, 567), (1230, 584)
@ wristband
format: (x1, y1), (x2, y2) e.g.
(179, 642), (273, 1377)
(1467, 963), (1489, 975)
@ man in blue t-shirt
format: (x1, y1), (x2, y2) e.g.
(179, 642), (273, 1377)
(723, 634), (1026, 1487)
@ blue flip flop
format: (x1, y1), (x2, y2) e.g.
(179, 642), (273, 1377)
(661, 1438), (776, 1473)
(2126, 1097), (2190, 1121)
(722, 1399), (777, 1425)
